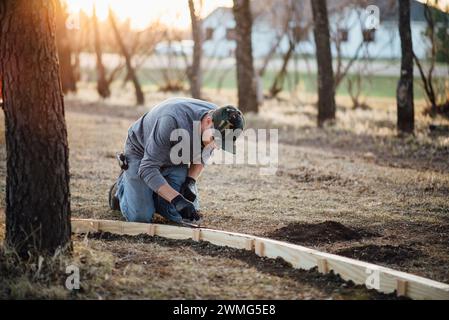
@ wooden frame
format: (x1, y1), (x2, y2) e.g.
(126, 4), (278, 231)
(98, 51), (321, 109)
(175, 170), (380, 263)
(72, 218), (449, 300)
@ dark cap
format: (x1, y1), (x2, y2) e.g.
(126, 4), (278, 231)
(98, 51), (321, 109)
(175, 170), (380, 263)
(212, 105), (245, 154)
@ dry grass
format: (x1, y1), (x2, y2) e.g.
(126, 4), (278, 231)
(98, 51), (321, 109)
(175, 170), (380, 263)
(0, 234), (115, 299)
(0, 84), (448, 299)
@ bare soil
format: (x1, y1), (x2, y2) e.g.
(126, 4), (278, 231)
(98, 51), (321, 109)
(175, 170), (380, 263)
(265, 221), (378, 246)
(337, 245), (421, 266)
(0, 86), (448, 299)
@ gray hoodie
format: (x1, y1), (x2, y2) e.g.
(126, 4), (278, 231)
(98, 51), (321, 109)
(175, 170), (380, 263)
(124, 97), (217, 192)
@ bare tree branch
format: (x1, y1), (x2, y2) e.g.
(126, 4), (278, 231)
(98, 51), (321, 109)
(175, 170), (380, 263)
(109, 7), (145, 105)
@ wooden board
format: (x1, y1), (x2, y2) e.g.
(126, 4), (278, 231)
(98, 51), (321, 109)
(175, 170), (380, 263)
(200, 229), (255, 250)
(153, 224), (193, 240)
(71, 218), (449, 300)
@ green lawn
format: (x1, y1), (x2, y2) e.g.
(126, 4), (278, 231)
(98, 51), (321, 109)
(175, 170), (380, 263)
(198, 70), (429, 99)
(82, 67), (437, 99)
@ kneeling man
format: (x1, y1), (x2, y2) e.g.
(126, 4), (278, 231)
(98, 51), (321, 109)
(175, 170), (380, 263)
(109, 97), (245, 226)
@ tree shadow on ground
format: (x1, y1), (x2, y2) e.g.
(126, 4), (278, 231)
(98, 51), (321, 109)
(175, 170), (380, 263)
(247, 116), (449, 174)
(64, 99), (449, 174)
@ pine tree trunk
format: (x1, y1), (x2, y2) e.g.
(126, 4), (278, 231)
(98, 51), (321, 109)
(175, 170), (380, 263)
(0, 0), (71, 257)
(397, 0), (414, 133)
(188, 0), (202, 99)
(233, 0), (258, 113)
(55, 0), (76, 94)
(311, 0), (336, 126)
(109, 10), (145, 105)
(93, 5), (110, 99)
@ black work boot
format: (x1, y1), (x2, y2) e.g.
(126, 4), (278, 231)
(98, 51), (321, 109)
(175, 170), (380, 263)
(108, 180), (121, 211)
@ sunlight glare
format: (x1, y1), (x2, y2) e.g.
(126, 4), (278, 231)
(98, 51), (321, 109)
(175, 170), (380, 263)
(66, 0), (233, 30)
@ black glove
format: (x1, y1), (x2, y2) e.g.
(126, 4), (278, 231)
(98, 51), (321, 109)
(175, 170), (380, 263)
(171, 194), (199, 221)
(180, 176), (197, 202)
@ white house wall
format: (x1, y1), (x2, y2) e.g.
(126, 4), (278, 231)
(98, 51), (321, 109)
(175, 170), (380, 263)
(202, 7), (431, 60)
(202, 8), (236, 58)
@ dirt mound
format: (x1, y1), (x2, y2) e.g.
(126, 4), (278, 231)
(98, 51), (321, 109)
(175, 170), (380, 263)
(337, 245), (420, 265)
(265, 221), (376, 246)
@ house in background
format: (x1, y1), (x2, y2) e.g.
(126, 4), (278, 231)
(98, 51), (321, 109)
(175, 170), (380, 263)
(202, 0), (447, 60)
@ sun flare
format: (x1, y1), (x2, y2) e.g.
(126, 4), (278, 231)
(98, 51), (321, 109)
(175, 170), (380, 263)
(66, 0), (232, 30)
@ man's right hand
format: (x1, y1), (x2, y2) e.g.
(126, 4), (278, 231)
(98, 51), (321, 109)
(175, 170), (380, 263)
(171, 194), (199, 221)
(180, 176), (197, 202)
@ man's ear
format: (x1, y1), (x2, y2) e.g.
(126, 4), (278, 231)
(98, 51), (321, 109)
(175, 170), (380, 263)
(207, 115), (214, 127)
(201, 115), (213, 130)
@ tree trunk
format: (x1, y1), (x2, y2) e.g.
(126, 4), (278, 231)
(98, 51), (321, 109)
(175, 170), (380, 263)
(73, 50), (81, 82)
(311, 0), (336, 126)
(0, 0), (71, 257)
(188, 0), (202, 99)
(233, 0), (258, 113)
(93, 4), (110, 99)
(109, 9), (145, 105)
(413, 4), (437, 117)
(55, 0), (76, 94)
(269, 40), (295, 98)
(397, 0), (414, 133)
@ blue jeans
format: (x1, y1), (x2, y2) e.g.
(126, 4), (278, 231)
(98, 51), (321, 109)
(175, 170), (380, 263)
(115, 158), (199, 223)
